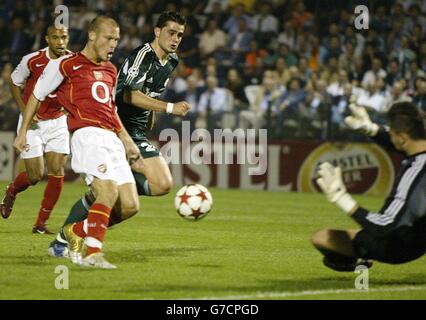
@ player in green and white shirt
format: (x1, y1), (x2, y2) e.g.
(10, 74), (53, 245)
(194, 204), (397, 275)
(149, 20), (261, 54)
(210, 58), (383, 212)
(115, 11), (190, 197)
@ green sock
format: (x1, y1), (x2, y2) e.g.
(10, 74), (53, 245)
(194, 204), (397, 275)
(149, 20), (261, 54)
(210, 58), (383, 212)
(62, 193), (92, 226)
(133, 172), (152, 196)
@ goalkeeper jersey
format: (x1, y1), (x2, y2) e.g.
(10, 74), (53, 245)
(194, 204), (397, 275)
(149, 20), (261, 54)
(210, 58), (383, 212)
(352, 127), (426, 238)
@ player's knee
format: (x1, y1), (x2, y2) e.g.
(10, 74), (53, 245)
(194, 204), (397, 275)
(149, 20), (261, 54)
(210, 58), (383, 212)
(157, 176), (173, 195)
(120, 198), (139, 219)
(48, 167), (64, 176)
(27, 171), (43, 185)
(121, 202), (139, 217)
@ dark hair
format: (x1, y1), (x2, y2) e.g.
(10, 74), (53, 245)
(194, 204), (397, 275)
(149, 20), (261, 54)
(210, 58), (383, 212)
(156, 11), (186, 28)
(387, 102), (426, 140)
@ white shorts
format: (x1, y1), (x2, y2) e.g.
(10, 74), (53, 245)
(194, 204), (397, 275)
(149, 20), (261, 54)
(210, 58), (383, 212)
(17, 114), (70, 159)
(70, 126), (135, 186)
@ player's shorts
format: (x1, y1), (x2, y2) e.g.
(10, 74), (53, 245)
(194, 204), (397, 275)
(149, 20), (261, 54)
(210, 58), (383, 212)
(17, 114), (70, 159)
(71, 126), (135, 186)
(353, 229), (426, 264)
(135, 137), (161, 159)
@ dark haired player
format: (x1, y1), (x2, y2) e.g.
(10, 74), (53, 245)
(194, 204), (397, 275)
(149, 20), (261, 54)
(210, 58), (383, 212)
(1, 26), (70, 234)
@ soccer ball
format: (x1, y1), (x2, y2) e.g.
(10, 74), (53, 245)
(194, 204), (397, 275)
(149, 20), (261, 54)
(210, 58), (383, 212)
(174, 184), (213, 220)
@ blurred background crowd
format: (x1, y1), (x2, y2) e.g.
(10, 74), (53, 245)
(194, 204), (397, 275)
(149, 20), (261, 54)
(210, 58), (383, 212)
(0, 0), (425, 141)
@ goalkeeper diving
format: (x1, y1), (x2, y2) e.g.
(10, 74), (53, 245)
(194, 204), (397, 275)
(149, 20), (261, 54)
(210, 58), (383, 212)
(311, 100), (426, 271)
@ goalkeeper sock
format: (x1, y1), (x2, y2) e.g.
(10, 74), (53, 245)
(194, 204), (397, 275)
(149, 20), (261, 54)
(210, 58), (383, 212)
(133, 172), (152, 196)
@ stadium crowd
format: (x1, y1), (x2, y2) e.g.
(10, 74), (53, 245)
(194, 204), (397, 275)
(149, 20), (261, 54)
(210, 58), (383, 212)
(0, 0), (425, 140)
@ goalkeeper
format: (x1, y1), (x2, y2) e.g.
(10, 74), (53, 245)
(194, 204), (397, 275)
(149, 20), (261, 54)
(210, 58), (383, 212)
(311, 100), (426, 271)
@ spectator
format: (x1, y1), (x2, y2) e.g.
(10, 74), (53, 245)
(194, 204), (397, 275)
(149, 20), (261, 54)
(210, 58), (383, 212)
(412, 77), (426, 112)
(356, 81), (387, 124)
(206, 1), (228, 28)
(327, 70), (349, 97)
(225, 17), (253, 66)
(404, 4), (426, 33)
(275, 78), (307, 137)
(225, 68), (249, 112)
(251, 2), (279, 48)
(199, 19), (227, 59)
(383, 81), (412, 113)
(405, 61), (426, 90)
(362, 57), (387, 88)
(239, 70), (283, 131)
(245, 39), (267, 74)
(223, 3), (251, 38)
(385, 60), (403, 87)
(277, 20), (298, 51)
(197, 75), (229, 131)
(0, 63), (19, 130)
(265, 43), (298, 68)
(390, 36), (417, 74)
(292, 1), (313, 32)
(339, 41), (357, 73)
(8, 17), (29, 61)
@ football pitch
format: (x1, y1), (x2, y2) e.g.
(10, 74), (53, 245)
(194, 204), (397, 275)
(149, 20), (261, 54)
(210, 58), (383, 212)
(0, 181), (425, 300)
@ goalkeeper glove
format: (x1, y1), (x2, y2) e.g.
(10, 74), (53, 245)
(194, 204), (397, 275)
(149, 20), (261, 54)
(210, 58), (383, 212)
(344, 97), (379, 136)
(316, 162), (358, 214)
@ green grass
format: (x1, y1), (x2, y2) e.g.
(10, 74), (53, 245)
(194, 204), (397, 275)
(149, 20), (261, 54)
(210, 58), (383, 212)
(0, 181), (425, 300)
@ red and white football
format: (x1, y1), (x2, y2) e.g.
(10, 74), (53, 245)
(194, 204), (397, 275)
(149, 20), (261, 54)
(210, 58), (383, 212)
(174, 184), (213, 220)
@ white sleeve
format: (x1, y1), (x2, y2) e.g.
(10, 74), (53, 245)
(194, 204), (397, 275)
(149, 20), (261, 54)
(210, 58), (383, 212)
(10, 52), (37, 87)
(33, 57), (67, 101)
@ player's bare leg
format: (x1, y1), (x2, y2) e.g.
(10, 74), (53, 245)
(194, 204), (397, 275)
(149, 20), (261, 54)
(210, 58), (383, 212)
(32, 152), (67, 234)
(0, 157), (43, 219)
(311, 229), (373, 271)
(134, 156), (173, 196)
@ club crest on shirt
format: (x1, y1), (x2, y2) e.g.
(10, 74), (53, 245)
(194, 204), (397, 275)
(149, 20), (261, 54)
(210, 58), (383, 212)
(93, 71), (103, 80)
(127, 66), (139, 78)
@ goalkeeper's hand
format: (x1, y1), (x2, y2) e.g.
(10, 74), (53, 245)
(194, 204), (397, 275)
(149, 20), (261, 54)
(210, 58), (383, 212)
(344, 97), (379, 136)
(316, 162), (358, 214)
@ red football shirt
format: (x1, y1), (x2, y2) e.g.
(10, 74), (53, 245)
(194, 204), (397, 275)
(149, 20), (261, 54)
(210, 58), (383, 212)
(11, 47), (66, 120)
(33, 52), (122, 133)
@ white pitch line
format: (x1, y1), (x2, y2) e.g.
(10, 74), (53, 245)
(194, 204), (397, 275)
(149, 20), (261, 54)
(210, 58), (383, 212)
(178, 285), (426, 300)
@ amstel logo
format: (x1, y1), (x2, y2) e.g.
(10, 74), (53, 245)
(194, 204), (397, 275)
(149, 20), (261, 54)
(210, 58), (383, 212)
(298, 142), (394, 196)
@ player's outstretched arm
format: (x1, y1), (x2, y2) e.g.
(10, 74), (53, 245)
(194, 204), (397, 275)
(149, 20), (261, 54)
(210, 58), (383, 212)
(316, 162), (359, 215)
(124, 88), (190, 116)
(344, 96), (379, 136)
